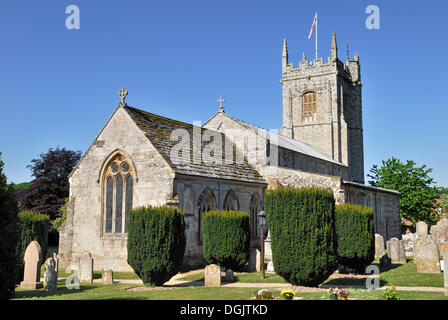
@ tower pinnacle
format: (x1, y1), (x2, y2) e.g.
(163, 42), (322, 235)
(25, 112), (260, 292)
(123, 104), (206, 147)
(331, 29), (338, 61)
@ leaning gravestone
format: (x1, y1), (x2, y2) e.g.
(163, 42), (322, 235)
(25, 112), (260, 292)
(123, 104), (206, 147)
(20, 241), (43, 289)
(414, 236), (440, 273)
(416, 221), (428, 237)
(43, 257), (58, 291)
(204, 264), (221, 287)
(101, 268), (114, 284)
(387, 238), (406, 264)
(375, 234), (385, 257)
(78, 252), (94, 283)
(441, 242), (448, 296)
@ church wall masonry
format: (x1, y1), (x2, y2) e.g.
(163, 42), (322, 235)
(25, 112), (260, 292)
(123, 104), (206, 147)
(59, 107), (175, 271)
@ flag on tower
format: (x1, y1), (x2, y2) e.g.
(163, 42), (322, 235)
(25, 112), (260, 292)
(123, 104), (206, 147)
(308, 12), (318, 39)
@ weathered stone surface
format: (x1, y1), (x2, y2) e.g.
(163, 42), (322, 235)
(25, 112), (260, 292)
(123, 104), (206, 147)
(225, 269), (234, 281)
(267, 261), (275, 273)
(204, 264), (221, 287)
(380, 254), (391, 270)
(20, 241), (43, 289)
(416, 221), (428, 237)
(414, 236), (440, 273)
(101, 268), (114, 284)
(401, 230), (416, 257)
(441, 243), (448, 296)
(43, 257), (58, 291)
(78, 252), (94, 283)
(387, 238), (406, 264)
(375, 234), (385, 257)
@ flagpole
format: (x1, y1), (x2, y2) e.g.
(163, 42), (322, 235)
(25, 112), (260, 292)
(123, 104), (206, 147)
(315, 11), (318, 59)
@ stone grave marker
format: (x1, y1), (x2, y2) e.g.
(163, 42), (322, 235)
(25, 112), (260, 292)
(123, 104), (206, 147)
(441, 243), (448, 296)
(414, 236), (440, 273)
(416, 221), (428, 237)
(78, 252), (94, 283)
(101, 268), (114, 284)
(387, 238), (406, 264)
(401, 230), (415, 257)
(204, 264), (221, 287)
(375, 234), (385, 257)
(20, 241), (43, 289)
(43, 257), (58, 291)
(225, 269), (234, 281)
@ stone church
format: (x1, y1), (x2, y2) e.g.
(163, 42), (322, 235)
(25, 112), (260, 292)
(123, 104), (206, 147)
(58, 31), (401, 271)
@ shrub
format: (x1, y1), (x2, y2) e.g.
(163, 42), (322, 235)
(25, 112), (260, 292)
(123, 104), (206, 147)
(0, 155), (21, 299)
(335, 203), (375, 273)
(264, 187), (337, 287)
(18, 211), (49, 262)
(127, 206), (186, 286)
(202, 210), (250, 271)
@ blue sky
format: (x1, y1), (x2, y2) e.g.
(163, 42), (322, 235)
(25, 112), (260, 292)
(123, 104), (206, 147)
(0, 0), (447, 187)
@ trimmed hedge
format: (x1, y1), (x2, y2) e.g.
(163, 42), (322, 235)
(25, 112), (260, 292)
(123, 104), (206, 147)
(18, 211), (49, 268)
(202, 210), (250, 271)
(335, 203), (375, 274)
(127, 206), (186, 286)
(0, 157), (20, 299)
(264, 187), (337, 287)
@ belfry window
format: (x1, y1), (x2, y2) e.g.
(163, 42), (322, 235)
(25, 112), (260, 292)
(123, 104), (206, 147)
(103, 153), (133, 235)
(302, 91), (317, 122)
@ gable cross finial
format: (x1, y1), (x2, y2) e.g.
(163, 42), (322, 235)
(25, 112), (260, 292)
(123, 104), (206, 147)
(118, 88), (128, 107)
(217, 96), (225, 112)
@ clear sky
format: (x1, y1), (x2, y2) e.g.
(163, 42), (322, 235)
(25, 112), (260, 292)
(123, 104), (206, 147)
(0, 0), (447, 187)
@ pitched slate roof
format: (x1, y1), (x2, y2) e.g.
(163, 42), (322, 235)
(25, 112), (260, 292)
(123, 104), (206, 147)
(124, 106), (266, 185)
(209, 112), (346, 167)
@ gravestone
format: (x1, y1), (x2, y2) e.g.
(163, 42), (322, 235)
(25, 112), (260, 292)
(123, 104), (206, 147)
(101, 268), (114, 284)
(225, 269), (234, 281)
(414, 236), (440, 273)
(401, 230), (415, 257)
(248, 248), (261, 272)
(20, 241), (43, 289)
(386, 238), (406, 264)
(78, 252), (94, 283)
(379, 254), (391, 270)
(416, 221), (428, 237)
(43, 257), (58, 291)
(430, 225), (447, 249)
(375, 234), (385, 257)
(441, 243), (448, 296)
(267, 261), (275, 273)
(204, 264), (221, 287)
(264, 231), (272, 261)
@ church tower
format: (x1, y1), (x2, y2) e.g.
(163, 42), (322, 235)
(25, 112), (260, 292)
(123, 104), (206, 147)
(280, 30), (364, 183)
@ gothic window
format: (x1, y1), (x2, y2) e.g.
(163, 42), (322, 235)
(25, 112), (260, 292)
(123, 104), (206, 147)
(197, 188), (215, 242)
(249, 192), (263, 238)
(302, 91), (317, 122)
(223, 190), (239, 211)
(103, 152), (134, 235)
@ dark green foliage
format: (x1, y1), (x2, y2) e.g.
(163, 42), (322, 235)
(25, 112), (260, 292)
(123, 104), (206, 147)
(264, 187), (337, 287)
(335, 204), (375, 274)
(0, 153), (20, 299)
(17, 211), (49, 277)
(202, 210), (250, 271)
(127, 206), (186, 286)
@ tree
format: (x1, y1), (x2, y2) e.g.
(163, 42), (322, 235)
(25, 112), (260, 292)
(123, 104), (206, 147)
(368, 157), (442, 226)
(0, 153), (21, 299)
(17, 147), (81, 221)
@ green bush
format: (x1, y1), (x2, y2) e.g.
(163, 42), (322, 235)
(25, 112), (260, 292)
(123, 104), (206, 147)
(264, 187), (337, 287)
(18, 211), (49, 262)
(127, 206), (186, 286)
(0, 155), (21, 299)
(202, 210), (250, 271)
(335, 203), (375, 273)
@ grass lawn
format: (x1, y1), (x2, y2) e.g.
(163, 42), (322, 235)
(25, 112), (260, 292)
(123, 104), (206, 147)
(13, 283), (448, 300)
(324, 257), (444, 288)
(177, 271), (288, 284)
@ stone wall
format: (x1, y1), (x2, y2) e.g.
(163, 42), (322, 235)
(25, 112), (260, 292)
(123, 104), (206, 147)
(59, 107), (176, 272)
(174, 176), (265, 267)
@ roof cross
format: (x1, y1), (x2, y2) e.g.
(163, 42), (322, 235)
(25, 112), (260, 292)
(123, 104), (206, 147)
(118, 88), (128, 106)
(217, 96), (225, 112)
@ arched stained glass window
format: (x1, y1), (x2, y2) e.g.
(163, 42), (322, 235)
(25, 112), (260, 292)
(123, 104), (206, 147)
(223, 190), (239, 211)
(302, 91), (317, 122)
(249, 193), (262, 238)
(197, 188), (215, 242)
(103, 152), (134, 235)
